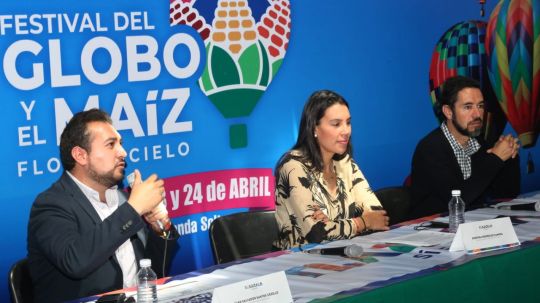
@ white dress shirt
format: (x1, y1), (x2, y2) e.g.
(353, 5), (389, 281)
(67, 171), (138, 287)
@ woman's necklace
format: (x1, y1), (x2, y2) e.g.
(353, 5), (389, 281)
(322, 165), (338, 199)
(322, 166), (336, 184)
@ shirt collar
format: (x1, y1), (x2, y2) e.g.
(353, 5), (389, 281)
(441, 122), (480, 156)
(66, 170), (118, 205)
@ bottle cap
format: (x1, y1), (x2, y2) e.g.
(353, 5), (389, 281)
(140, 258), (151, 267)
(451, 189), (461, 196)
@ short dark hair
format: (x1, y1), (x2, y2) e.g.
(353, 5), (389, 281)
(59, 108), (113, 171)
(436, 76), (481, 120)
(279, 89), (352, 172)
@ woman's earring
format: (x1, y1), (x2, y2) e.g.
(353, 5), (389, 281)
(314, 133), (318, 138)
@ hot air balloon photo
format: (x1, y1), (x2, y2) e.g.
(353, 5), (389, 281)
(485, 0), (540, 148)
(429, 20), (507, 145)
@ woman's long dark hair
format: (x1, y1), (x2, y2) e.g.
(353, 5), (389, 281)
(277, 89), (353, 173)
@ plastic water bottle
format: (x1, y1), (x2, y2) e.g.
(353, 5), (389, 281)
(137, 259), (158, 303)
(448, 189), (465, 233)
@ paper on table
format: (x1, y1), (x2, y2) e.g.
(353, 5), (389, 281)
(385, 230), (455, 246)
(468, 207), (540, 218)
(491, 198), (540, 210)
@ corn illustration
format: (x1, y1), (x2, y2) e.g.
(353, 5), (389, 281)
(210, 0), (258, 56)
(170, 0), (291, 148)
(257, 0), (290, 58)
(169, 0), (211, 41)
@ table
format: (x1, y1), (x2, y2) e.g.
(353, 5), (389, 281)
(81, 207), (540, 303)
(314, 242), (540, 303)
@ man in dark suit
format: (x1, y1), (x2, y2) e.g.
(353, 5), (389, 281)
(27, 109), (180, 302)
(410, 76), (520, 219)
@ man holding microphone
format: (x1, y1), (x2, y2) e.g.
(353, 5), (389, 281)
(27, 108), (179, 302)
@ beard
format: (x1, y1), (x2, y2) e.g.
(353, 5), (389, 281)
(87, 163), (124, 188)
(451, 115), (483, 138)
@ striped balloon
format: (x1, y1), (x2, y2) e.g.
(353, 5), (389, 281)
(486, 0), (540, 148)
(429, 20), (506, 144)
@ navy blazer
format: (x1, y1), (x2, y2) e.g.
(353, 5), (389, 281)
(27, 172), (179, 303)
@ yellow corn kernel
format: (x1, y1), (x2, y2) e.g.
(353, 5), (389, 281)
(229, 44), (241, 53)
(212, 32), (226, 42)
(244, 30), (256, 40)
(228, 31), (241, 41)
(215, 20), (227, 29)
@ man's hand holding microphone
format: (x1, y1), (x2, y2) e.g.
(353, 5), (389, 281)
(127, 169), (171, 236)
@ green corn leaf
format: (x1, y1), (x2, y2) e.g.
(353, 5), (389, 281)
(271, 59), (283, 79)
(258, 40), (270, 87)
(238, 43), (261, 85)
(199, 43), (214, 92)
(211, 45), (240, 87)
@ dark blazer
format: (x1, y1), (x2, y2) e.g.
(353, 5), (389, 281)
(410, 128), (520, 219)
(27, 172), (179, 303)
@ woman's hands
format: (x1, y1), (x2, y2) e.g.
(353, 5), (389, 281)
(311, 207), (329, 223)
(311, 205), (390, 234)
(355, 210), (390, 233)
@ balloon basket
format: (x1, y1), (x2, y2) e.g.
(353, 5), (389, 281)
(518, 132), (538, 149)
(229, 123), (247, 149)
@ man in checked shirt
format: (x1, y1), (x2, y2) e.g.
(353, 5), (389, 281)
(410, 76), (520, 219)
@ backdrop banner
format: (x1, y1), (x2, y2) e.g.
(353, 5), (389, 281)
(0, 0), (282, 281)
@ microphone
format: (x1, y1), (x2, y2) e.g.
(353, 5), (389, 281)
(126, 172), (167, 232)
(501, 202), (540, 212)
(306, 244), (363, 258)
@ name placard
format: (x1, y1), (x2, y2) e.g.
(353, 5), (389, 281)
(449, 217), (520, 254)
(212, 271), (293, 303)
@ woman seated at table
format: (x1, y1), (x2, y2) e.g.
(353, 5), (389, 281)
(274, 89), (389, 249)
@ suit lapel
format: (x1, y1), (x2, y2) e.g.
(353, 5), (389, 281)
(60, 172), (147, 264)
(59, 172), (102, 225)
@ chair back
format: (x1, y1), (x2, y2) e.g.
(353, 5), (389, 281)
(8, 258), (33, 303)
(374, 186), (412, 226)
(209, 210), (279, 264)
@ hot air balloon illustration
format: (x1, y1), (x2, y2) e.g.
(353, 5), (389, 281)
(485, 0), (540, 148)
(429, 20), (507, 145)
(170, 0), (291, 148)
